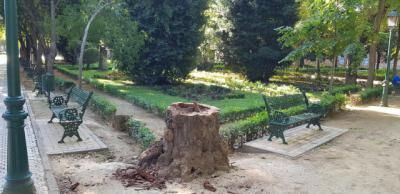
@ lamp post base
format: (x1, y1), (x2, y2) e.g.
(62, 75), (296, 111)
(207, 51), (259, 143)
(2, 178), (36, 194)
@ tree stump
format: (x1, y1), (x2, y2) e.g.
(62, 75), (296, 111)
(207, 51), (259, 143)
(157, 102), (229, 181)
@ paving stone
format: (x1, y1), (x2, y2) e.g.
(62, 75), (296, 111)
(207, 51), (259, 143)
(243, 124), (348, 158)
(28, 94), (108, 155)
(0, 65), (49, 193)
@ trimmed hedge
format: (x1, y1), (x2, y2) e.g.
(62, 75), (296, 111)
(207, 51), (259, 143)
(127, 119), (156, 149)
(89, 94), (117, 120)
(54, 77), (75, 90)
(330, 84), (361, 95)
(56, 64), (267, 123)
(319, 93), (346, 114)
(350, 86), (386, 105)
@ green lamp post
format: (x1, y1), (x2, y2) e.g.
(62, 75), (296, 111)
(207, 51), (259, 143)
(2, 0), (36, 193)
(381, 10), (400, 107)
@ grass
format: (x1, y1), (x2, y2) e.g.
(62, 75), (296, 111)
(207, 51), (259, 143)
(56, 64), (268, 122)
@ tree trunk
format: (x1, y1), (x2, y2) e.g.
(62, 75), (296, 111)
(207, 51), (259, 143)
(329, 56), (337, 93)
(393, 21), (400, 75)
(156, 103), (229, 181)
(78, 1), (111, 88)
(345, 56), (352, 84)
(46, 0), (57, 74)
(316, 58), (321, 81)
(376, 50), (381, 70)
(299, 57), (305, 68)
(367, 0), (387, 88)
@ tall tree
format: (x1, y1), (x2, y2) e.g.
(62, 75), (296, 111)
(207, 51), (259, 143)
(222, 0), (297, 82)
(125, 0), (208, 85)
(366, 0), (388, 88)
(279, 0), (370, 90)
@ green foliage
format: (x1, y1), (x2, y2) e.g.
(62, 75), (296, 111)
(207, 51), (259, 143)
(156, 83), (244, 101)
(125, 0), (208, 84)
(222, 0), (297, 82)
(54, 77), (76, 90)
(83, 48), (100, 67)
(57, 0), (144, 65)
(278, 0), (369, 64)
(319, 93), (346, 114)
(198, 0), (231, 65)
(56, 64), (268, 123)
(330, 85), (361, 95)
(127, 119), (156, 149)
(89, 94), (117, 120)
(350, 87), (386, 104)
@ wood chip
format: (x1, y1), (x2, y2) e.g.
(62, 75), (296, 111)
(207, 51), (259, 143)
(203, 181), (217, 192)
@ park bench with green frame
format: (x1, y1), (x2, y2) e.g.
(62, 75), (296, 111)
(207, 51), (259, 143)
(262, 92), (324, 144)
(47, 86), (93, 143)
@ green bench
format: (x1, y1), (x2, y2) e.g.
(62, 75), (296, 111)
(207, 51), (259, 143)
(262, 92), (324, 144)
(47, 86), (93, 143)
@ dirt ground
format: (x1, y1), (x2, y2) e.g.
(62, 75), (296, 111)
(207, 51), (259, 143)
(44, 95), (400, 194)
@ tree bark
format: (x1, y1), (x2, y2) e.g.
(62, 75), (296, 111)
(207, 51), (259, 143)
(156, 103), (229, 181)
(393, 21), (400, 75)
(329, 56), (337, 93)
(78, 1), (111, 88)
(316, 57), (321, 81)
(376, 50), (381, 70)
(367, 0), (387, 88)
(46, 0), (57, 74)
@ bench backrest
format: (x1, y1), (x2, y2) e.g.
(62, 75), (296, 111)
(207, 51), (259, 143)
(66, 86), (93, 115)
(262, 91), (309, 114)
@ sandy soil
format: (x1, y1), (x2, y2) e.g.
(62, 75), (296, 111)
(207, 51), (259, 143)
(44, 96), (400, 194)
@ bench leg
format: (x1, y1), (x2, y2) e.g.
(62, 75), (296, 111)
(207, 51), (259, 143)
(306, 118), (323, 131)
(268, 125), (288, 144)
(48, 113), (56, 123)
(59, 121), (83, 144)
(279, 129), (288, 145)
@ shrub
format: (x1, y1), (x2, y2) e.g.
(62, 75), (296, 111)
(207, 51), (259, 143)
(222, 0), (297, 82)
(83, 48), (99, 69)
(125, 0), (207, 84)
(330, 85), (361, 95)
(319, 93), (346, 114)
(89, 94), (117, 120)
(127, 119), (156, 149)
(54, 77), (75, 90)
(350, 86), (385, 104)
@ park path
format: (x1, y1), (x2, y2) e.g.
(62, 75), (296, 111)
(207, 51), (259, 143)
(0, 56), (57, 193)
(53, 70), (166, 138)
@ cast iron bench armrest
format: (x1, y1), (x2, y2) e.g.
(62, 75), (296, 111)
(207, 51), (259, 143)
(48, 95), (67, 107)
(57, 108), (82, 122)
